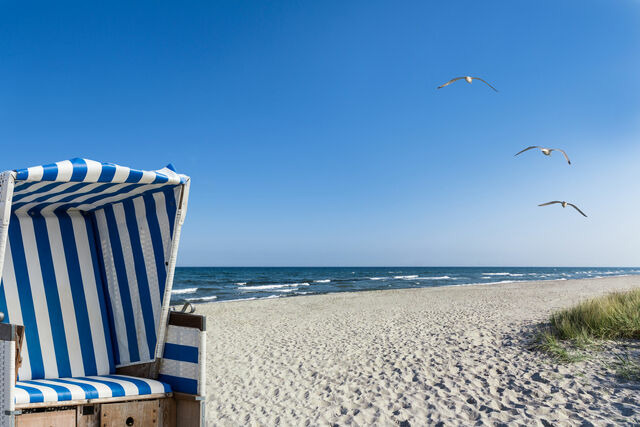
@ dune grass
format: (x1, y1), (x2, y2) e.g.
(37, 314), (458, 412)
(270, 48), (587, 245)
(535, 288), (640, 365)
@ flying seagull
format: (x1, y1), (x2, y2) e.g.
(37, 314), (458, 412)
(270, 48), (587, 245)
(538, 201), (587, 217)
(515, 146), (571, 164)
(437, 76), (498, 92)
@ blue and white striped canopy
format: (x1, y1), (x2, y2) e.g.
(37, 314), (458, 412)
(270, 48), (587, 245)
(0, 158), (190, 381)
(11, 158), (188, 216)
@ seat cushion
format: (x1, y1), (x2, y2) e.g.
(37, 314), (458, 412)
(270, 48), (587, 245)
(14, 374), (171, 405)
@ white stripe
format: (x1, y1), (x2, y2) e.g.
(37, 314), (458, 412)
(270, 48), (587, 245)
(139, 171), (156, 184)
(113, 165), (130, 182)
(3, 242), (31, 380)
(45, 215), (84, 377)
(159, 359), (199, 380)
(113, 203), (150, 362)
(13, 181), (51, 197)
(83, 159), (103, 182)
(13, 387), (30, 405)
(55, 160), (74, 182)
(71, 213), (110, 374)
(133, 197), (161, 326)
(153, 192), (172, 261)
(26, 166), (44, 182)
(56, 377), (113, 398)
(166, 325), (199, 347)
(18, 215), (58, 379)
(16, 382), (59, 403)
(31, 378), (87, 400)
(94, 210), (130, 364)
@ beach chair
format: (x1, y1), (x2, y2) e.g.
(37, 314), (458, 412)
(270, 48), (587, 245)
(0, 159), (206, 426)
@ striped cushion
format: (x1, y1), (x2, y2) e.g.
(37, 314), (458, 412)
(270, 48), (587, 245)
(159, 325), (205, 395)
(14, 375), (171, 405)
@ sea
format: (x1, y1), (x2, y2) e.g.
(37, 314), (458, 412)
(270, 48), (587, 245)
(170, 267), (640, 305)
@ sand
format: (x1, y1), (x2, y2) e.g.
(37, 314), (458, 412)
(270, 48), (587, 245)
(199, 276), (640, 425)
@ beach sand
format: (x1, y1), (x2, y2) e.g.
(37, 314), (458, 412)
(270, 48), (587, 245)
(199, 276), (640, 425)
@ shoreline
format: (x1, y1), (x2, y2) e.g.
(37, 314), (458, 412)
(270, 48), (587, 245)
(196, 273), (638, 305)
(201, 276), (640, 424)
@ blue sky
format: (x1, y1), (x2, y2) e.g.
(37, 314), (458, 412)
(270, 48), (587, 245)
(1, 1), (639, 266)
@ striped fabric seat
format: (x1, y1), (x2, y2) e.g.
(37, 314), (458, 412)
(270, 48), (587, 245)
(14, 374), (171, 405)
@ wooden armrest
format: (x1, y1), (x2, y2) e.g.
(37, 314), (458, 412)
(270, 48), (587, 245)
(168, 312), (206, 331)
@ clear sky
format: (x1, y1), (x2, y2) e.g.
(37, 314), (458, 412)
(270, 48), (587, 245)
(1, 1), (639, 266)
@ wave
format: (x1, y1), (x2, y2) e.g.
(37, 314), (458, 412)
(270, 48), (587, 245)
(415, 276), (451, 280)
(185, 295), (217, 302)
(394, 275), (419, 279)
(482, 272), (510, 276)
(236, 282), (247, 286)
(314, 279), (331, 283)
(172, 287), (197, 294)
(242, 283), (310, 291)
(370, 277), (387, 280)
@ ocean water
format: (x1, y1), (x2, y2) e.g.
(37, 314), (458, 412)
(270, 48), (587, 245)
(170, 267), (640, 304)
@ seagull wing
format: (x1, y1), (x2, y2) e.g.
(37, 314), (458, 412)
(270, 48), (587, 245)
(437, 77), (465, 89)
(471, 77), (499, 92)
(515, 146), (541, 156)
(567, 203), (587, 217)
(550, 148), (571, 165)
(538, 201), (563, 207)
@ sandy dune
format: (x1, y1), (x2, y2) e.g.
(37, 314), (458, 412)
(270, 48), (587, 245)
(199, 276), (640, 425)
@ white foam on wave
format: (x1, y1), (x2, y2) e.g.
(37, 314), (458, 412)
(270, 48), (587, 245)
(415, 276), (451, 280)
(394, 275), (419, 279)
(236, 282), (247, 286)
(370, 277), (387, 280)
(482, 272), (510, 276)
(185, 295), (217, 302)
(314, 279), (331, 283)
(242, 282), (310, 291)
(172, 288), (197, 295)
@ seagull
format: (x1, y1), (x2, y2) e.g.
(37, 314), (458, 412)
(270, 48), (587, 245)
(515, 146), (571, 164)
(437, 76), (498, 92)
(538, 201), (587, 217)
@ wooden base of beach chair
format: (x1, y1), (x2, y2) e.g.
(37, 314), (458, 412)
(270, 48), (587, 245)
(15, 396), (182, 427)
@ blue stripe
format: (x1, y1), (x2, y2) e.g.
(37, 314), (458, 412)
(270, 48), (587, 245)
(40, 163), (60, 181)
(76, 377), (125, 397)
(9, 216), (45, 379)
(15, 384), (44, 403)
(97, 164), (116, 182)
(0, 281), (8, 325)
(157, 374), (197, 395)
(125, 169), (142, 183)
(46, 378), (99, 399)
(122, 199), (156, 357)
(85, 215), (116, 372)
(57, 212), (97, 376)
(164, 188), (178, 240)
(103, 205), (140, 363)
(20, 380), (73, 401)
(69, 158), (88, 181)
(163, 343), (198, 364)
(31, 215), (72, 378)
(143, 193), (167, 299)
(54, 183), (148, 212)
(104, 375), (158, 395)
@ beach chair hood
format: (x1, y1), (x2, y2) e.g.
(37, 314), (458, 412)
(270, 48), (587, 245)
(0, 158), (191, 381)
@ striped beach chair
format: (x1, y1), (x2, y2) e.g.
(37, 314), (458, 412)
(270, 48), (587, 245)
(0, 159), (206, 426)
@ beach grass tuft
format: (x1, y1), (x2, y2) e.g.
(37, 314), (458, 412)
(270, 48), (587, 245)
(534, 288), (640, 368)
(550, 288), (640, 341)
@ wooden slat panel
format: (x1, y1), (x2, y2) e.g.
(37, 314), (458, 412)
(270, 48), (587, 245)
(101, 399), (160, 427)
(16, 409), (76, 427)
